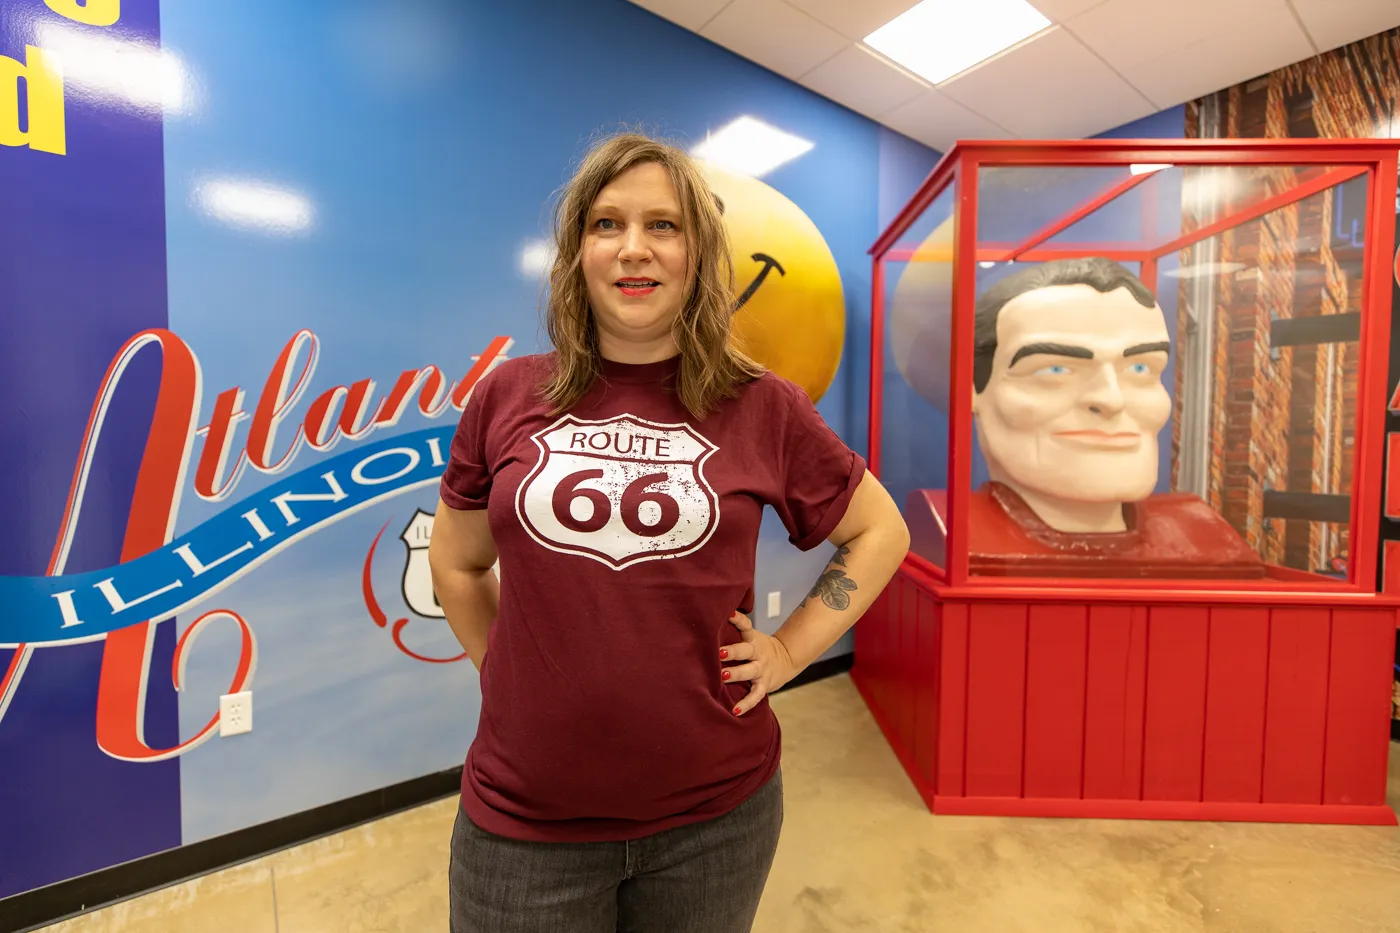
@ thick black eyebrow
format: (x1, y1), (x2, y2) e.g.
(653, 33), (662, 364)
(1009, 342), (1094, 367)
(1123, 341), (1170, 357)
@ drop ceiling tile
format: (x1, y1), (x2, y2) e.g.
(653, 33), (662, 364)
(700, 0), (850, 81)
(1288, 0), (1400, 54)
(626, 0), (733, 32)
(1122, 8), (1316, 109)
(1067, 0), (1284, 73)
(938, 26), (1155, 138)
(1028, 0), (1111, 22)
(881, 89), (1014, 151)
(784, 0), (921, 41)
(802, 45), (928, 118)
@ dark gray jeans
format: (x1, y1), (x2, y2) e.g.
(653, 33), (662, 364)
(448, 770), (783, 932)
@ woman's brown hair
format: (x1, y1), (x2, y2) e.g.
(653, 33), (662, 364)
(541, 131), (765, 419)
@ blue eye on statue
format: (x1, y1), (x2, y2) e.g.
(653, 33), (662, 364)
(1036, 364), (1070, 376)
(1129, 362), (1150, 375)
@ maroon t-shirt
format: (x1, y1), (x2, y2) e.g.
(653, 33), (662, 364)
(440, 353), (864, 842)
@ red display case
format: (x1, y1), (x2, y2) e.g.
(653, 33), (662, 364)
(855, 139), (1400, 825)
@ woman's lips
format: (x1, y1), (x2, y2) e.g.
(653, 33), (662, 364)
(616, 278), (659, 297)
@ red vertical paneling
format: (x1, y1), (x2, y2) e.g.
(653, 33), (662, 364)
(1023, 604), (1088, 799)
(1262, 607), (1332, 804)
(884, 580), (904, 749)
(913, 592), (942, 785)
(964, 602), (1028, 798)
(881, 583), (899, 718)
(937, 601), (969, 797)
(1082, 605), (1147, 799)
(896, 579), (921, 752)
(873, 585), (896, 714)
(1124, 607), (1148, 797)
(1201, 607), (1270, 803)
(1322, 609), (1397, 806)
(1142, 606), (1210, 801)
(872, 580), (898, 721)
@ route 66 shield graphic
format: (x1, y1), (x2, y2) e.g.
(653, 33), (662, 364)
(515, 414), (720, 569)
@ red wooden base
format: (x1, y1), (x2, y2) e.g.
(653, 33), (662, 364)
(930, 795), (1396, 825)
(852, 559), (1399, 827)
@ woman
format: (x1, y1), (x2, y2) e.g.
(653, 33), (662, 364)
(428, 131), (910, 932)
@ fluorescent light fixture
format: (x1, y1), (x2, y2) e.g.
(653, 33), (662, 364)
(194, 178), (315, 236)
(863, 0), (1050, 86)
(35, 22), (195, 117)
(1163, 261), (1247, 280)
(692, 116), (813, 179)
(519, 239), (555, 278)
(1130, 163), (1173, 175)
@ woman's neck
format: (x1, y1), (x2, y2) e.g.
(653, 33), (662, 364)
(597, 332), (680, 365)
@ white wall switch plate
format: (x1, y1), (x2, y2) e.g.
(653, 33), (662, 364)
(766, 591), (781, 619)
(219, 691), (252, 737)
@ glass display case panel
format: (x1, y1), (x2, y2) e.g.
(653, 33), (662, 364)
(977, 164), (1167, 259)
(883, 182), (955, 568)
(887, 178), (957, 258)
(1167, 166), (1366, 581)
(955, 161), (1367, 582)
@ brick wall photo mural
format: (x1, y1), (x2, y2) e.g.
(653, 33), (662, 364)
(1182, 27), (1398, 577)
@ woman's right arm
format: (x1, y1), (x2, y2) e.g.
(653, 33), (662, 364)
(428, 499), (499, 671)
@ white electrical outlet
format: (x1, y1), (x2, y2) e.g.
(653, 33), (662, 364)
(766, 591), (781, 619)
(219, 691), (253, 737)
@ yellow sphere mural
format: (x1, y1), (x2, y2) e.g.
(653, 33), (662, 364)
(697, 162), (846, 403)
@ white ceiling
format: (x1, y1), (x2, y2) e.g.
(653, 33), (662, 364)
(627, 0), (1400, 151)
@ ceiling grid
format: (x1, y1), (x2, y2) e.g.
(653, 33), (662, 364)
(629, 0), (1400, 150)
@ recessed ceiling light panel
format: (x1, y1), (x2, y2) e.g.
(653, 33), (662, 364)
(863, 0), (1052, 86)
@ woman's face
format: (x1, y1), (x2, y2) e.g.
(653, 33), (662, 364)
(581, 162), (690, 356)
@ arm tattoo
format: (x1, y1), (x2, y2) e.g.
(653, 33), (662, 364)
(799, 546), (858, 611)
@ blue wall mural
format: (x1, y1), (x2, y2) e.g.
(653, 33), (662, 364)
(0, 0), (939, 899)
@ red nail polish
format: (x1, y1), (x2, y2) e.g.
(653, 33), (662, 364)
(722, 670), (731, 681)
(733, 706), (742, 716)
(719, 649), (729, 659)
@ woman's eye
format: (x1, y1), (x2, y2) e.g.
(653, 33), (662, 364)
(653, 220), (675, 231)
(596, 218), (617, 230)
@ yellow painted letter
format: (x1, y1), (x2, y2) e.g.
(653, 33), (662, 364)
(0, 46), (67, 156)
(44, 0), (121, 27)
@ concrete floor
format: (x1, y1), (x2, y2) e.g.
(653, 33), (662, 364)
(40, 674), (1400, 932)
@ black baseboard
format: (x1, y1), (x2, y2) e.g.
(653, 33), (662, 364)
(0, 766), (464, 933)
(0, 654), (854, 933)
(776, 651), (854, 693)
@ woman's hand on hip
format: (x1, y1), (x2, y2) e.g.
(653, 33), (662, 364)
(721, 611), (799, 716)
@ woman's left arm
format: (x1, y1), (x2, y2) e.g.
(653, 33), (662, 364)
(724, 471), (910, 715)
